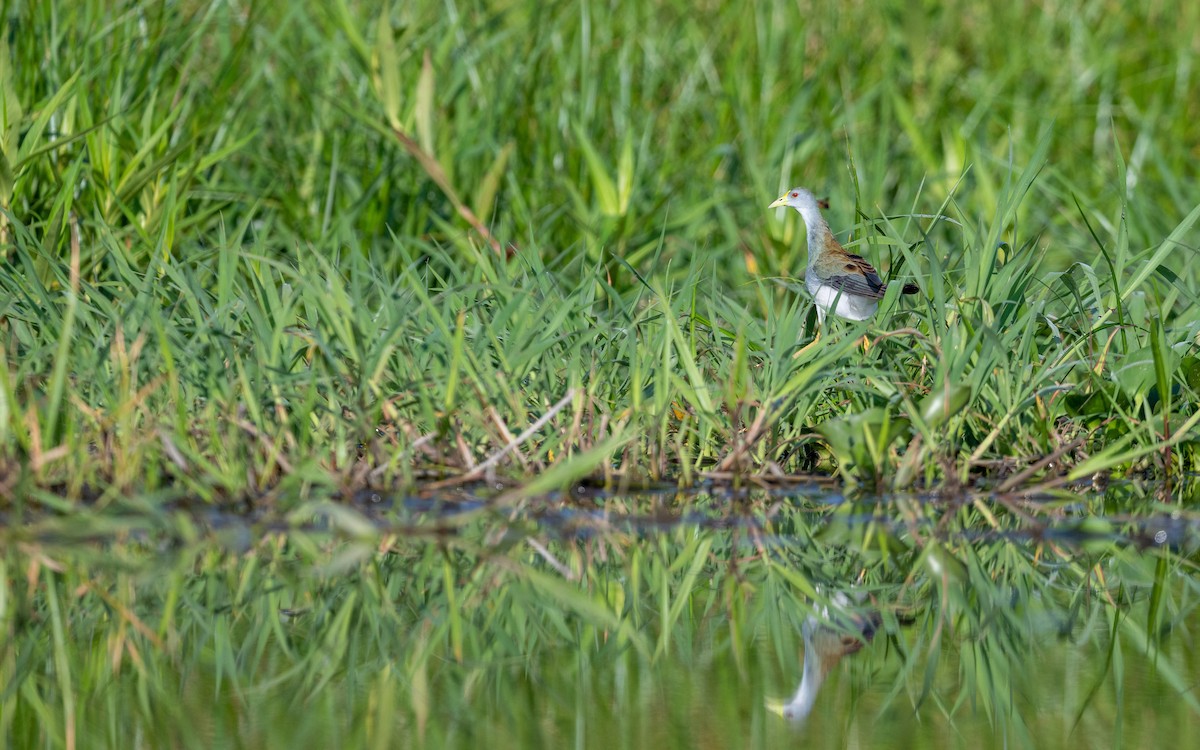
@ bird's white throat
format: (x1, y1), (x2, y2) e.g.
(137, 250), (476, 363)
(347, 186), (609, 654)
(789, 200), (830, 269)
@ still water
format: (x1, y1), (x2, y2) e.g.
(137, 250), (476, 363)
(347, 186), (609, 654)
(4, 481), (1199, 748)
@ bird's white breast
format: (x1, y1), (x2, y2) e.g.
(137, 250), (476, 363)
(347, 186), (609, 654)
(808, 280), (879, 321)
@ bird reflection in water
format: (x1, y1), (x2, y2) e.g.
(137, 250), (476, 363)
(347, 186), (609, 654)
(769, 591), (882, 723)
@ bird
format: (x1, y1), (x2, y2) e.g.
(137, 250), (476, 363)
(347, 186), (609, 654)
(768, 188), (919, 323)
(768, 591), (882, 722)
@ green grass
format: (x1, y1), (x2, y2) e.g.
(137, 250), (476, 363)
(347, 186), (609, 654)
(6, 5), (1200, 745)
(4, 0), (1200, 501)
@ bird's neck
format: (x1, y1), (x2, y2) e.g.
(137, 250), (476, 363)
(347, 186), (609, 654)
(783, 645), (830, 721)
(794, 204), (833, 270)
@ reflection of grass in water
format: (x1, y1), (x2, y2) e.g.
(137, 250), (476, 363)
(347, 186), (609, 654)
(2, 2), (1200, 498)
(5, 483), (1200, 747)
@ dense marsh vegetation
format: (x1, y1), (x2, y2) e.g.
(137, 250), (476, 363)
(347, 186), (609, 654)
(2, 0), (1199, 498)
(3, 0), (1200, 747)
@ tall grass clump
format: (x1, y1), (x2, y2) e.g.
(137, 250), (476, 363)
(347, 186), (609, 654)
(1, 0), (1198, 503)
(5, 4), (1200, 747)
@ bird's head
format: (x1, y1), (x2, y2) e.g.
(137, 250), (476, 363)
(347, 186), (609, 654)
(768, 187), (829, 211)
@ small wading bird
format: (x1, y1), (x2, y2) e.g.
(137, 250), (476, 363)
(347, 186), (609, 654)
(769, 188), (919, 323)
(768, 592), (882, 722)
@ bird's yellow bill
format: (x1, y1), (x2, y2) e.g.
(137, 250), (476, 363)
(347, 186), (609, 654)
(768, 194), (789, 209)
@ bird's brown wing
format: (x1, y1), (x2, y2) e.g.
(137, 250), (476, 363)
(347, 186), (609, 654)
(825, 254), (922, 297)
(822, 253), (888, 299)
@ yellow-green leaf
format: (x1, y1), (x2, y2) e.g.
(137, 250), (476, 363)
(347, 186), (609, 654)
(473, 141), (513, 221)
(572, 123), (618, 217)
(415, 50), (435, 156)
(375, 11), (402, 129)
(617, 133), (634, 216)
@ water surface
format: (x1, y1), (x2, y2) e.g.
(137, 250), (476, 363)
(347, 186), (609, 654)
(4, 481), (1199, 748)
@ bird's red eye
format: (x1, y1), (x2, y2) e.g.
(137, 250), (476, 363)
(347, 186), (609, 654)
(791, 192), (799, 197)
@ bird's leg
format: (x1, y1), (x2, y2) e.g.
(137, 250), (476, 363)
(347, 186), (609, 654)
(792, 330), (822, 359)
(810, 303), (826, 345)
